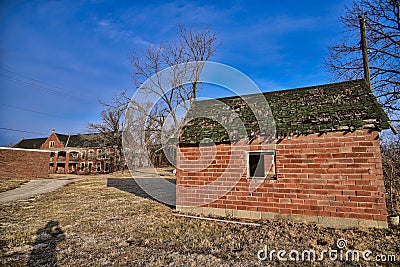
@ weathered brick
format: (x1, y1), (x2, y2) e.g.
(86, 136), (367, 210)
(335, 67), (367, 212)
(0, 148), (50, 179)
(176, 130), (388, 228)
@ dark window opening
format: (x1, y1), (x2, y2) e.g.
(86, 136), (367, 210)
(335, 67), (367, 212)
(97, 149), (103, 159)
(105, 162), (110, 172)
(249, 153), (264, 177)
(248, 151), (276, 179)
(57, 151), (66, 162)
(96, 162), (101, 172)
(80, 162), (85, 172)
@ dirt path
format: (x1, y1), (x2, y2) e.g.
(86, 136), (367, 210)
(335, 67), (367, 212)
(0, 177), (80, 203)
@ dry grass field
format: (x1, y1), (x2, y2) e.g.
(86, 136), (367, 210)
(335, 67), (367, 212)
(0, 178), (31, 193)
(1, 175), (399, 266)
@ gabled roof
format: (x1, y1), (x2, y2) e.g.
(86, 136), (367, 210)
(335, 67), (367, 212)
(66, 133), (109, 148)
(13, 132), (110, 149)
(52, 132), (109, 148)
(179, 79), (391, 144)
(54, 133), (69, 146)
(13, 138), (47, 149)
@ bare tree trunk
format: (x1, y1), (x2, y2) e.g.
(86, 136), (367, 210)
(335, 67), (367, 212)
(325, 0), (400, 120)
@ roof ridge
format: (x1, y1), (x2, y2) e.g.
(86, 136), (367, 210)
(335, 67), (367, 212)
(208, 79), (369, 102)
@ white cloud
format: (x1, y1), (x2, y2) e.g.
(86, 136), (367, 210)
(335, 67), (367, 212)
(97, 19), (110, 27)
(132, 36), (154, 47)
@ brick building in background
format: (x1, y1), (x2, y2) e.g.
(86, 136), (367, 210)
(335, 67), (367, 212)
(13, 129), (119, 174)
(177, 80), (397, 229)
(0, 147), (51, 179)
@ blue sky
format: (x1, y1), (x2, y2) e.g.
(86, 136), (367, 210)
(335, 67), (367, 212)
(0, 0), (352, 146)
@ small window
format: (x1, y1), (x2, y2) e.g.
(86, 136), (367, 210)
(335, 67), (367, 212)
(96, 162), (102, 172)
(49, 141), (55, 148)
(88, 150), (94, 160)
(247, 151), (276, 179)
(88, 162), (93, 172)
(70, 151), (79, 160)
(81, 151), (86, 160)
(105, 162), (110, 172)
(80, 162), (85, 172)
(97, 149), (103, 159)
(105, 149), (110, 159)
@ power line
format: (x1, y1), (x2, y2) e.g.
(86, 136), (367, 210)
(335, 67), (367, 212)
(0, 73), (67, 97)
(0, 67), (97, 103)
(0, 127), (47, 135)
(2, 67), (70, 92)
(0, 103), (61, 118)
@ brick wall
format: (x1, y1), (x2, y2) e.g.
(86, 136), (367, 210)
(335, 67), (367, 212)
(0, 147), (50, 179)
(40, 132), (64, 149)
(176, 130), (388, 228)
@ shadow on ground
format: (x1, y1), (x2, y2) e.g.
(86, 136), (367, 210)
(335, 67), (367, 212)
(27, 221), (65, 267)
(107, 178), (176, 208)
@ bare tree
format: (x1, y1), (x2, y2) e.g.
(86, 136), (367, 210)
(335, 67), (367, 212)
(88, 102), (125, 172)
(129, 26), (218, 118)
(2, 142), (15, 147)
(123, 26), (219, 168)
(325, 0), (400, 120)
(381, 134), (400, 215)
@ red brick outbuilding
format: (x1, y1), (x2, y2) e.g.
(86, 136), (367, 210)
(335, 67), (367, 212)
(177, 80), (395, 229)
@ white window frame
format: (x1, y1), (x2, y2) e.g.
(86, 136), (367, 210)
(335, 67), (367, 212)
(88, 150), (94, 160)
(97, 149), (103, 159)
(49, 141), (55, 148)
(96, 162), (102, 172)
(69, 151), (79, 160)
(104, 162), (110, 173)
(247, 150), (276, 179)
(80, 162), (85, 172)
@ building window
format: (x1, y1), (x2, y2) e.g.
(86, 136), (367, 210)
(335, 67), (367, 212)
(57, 151), (66, 162)
(96, 162), (102, 172)
(69, 151), (79, 161)
(80, 162), (85, 172)
(49, 141), (55, 148)
(105, 162), (110, 172)
(97, 149), (103, 159)
(81, 150), (86, 160)
(88, 150), (94, 160)
(88, 162), (93, 172)
(247, 150), (276, 179)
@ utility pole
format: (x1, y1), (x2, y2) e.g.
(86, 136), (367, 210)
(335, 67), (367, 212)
(359, 13), (371, 85)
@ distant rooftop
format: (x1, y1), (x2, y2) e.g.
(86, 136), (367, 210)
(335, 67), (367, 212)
(13, 132), (109, 149)
(12, 138), (48, 149)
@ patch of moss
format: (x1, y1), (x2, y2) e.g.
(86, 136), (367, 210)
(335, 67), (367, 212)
(180, 79), (390, 143)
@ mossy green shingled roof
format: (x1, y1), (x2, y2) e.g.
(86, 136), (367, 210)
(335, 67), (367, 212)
(179, 79), (391, 144)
